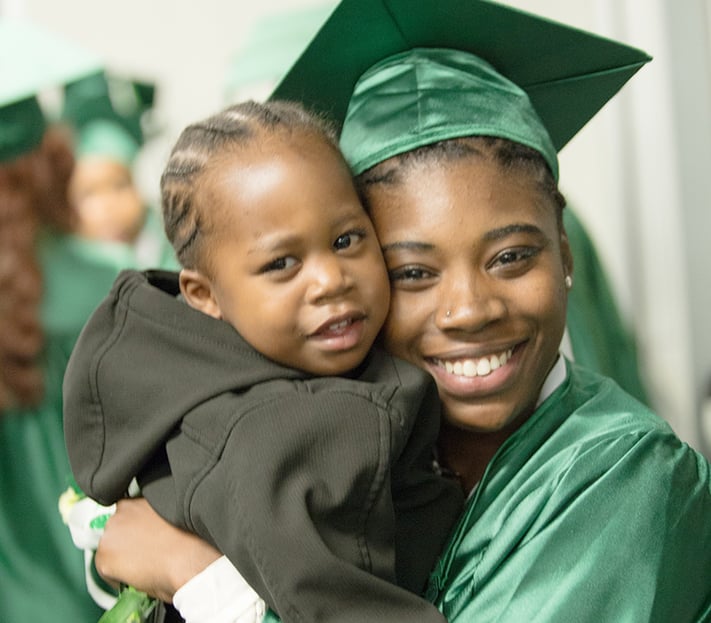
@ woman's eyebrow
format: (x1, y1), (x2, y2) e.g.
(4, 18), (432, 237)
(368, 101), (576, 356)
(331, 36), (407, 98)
(483, 223), (543, 241)
(381, 241), (435, 253)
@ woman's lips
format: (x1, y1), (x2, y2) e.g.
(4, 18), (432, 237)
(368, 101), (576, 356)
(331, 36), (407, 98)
(432, 347), (513, 378)
(425, 344), (522, 397)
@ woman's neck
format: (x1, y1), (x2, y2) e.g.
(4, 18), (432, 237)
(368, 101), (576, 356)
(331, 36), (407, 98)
(437, 417), (527, 494)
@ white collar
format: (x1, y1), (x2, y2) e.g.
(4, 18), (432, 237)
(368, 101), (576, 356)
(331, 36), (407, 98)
(536, 354), (567, 408)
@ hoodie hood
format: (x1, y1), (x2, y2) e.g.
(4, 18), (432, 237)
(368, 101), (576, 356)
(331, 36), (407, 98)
(63, 269), (305, 504)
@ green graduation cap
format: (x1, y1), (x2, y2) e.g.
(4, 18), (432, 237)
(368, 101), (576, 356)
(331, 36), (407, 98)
(271, 0), (651, 177)
(225, 2), (337, 101)
(0, 17), (102, 162)
(62, 71), (157, 166)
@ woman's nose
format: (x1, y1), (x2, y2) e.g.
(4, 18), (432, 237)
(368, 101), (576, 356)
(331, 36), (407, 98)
(437, 271), (507, 331)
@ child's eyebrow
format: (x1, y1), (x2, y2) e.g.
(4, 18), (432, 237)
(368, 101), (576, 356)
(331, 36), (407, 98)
(244, 230), (300, 255)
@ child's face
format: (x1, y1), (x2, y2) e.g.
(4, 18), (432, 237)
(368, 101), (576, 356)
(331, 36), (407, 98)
(182, 133), (390, 376)
(68, 157), (145, 243)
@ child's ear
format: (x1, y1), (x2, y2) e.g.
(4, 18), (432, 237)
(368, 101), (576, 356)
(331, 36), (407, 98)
(179, 269), (222, 319)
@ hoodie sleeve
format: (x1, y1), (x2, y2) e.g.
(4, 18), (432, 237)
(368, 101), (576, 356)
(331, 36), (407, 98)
(63, 269), (195, 505)
(63, 269), (141, 503)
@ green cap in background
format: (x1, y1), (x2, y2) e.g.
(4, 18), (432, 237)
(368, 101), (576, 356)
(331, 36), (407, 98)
(0, 17), (102, 162)
(271, 0), (651, 176)
(62, 71), (157, 167)
(225, 2), (549, 173)
(0, 97), (47, 163)
(224, 2), (336, 102)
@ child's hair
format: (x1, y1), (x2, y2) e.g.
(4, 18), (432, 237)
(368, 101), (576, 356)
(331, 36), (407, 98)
(161, 100), (339, 270)
(356, 136), (567, 227)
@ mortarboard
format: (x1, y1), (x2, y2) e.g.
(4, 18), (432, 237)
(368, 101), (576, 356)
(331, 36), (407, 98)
(0, 18), (102, 162)
(61, 71), (157, 166)
(271, 0), (651, 177)
(224, 3), (336, 102)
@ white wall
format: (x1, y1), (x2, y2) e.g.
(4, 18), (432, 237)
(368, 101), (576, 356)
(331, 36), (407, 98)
(6, 0), (709, 456)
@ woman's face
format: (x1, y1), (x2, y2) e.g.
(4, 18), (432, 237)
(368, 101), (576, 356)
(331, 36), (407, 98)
(365, 155), (571, 433)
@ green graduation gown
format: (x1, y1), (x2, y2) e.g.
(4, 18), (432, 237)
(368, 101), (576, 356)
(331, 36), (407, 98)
(425, 360), (711, 622)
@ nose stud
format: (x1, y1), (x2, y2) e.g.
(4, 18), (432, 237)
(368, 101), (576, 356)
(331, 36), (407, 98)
(445, 309), (451, 317)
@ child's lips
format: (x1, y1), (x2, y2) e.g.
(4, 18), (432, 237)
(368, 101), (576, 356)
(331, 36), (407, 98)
(311, 312), (365, 337)
(309, 313), (367, 352)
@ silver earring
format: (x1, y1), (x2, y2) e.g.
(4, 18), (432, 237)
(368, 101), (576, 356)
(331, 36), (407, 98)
(564, 275), (573, 289)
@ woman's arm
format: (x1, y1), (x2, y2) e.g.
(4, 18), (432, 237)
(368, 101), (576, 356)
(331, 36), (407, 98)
(96, 499), (267, 622)
(95, 498), (221, 602)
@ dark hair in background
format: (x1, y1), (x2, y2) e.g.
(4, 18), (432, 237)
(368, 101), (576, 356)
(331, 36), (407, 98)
(0, 127), (76, 410)
(160, 100), (339, 271)
(356, 136), (566, 227)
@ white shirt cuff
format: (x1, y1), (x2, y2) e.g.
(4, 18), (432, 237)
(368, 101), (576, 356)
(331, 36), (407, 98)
(173, 555), (266, 623)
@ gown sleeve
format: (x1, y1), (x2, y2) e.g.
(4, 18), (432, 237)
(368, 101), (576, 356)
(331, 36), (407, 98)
(434, 427), (711, 623)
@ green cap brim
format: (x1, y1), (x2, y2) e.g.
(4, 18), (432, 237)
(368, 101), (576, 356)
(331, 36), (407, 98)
(271, 0), (651, 156)
(0, 97), (46, 162)
(0, 18), (103, 161)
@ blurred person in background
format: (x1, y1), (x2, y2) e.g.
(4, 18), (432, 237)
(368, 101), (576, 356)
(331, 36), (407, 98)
(0, 18), (175, 622)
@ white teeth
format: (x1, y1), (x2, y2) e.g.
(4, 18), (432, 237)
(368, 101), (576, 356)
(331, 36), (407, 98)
(476, 358), (491, 376)
(328, 319), (350, 331)
(437, 349), (513, 378)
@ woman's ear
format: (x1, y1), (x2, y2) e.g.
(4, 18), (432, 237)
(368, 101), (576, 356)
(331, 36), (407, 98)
(179, 269), (222, 319)
(559, 227), (574, 286)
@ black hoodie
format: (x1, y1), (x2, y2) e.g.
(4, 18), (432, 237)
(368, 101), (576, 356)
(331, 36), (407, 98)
(64, 269), (463, 622)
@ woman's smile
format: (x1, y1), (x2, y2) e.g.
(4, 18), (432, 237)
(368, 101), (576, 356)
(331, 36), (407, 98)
(424, 343), (522, 400)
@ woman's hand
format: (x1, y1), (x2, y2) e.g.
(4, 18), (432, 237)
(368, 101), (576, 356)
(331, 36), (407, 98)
(95, 498), (221, 603)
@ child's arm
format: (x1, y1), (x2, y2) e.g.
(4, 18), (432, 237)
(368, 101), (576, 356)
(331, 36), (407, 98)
(189, 390), (447, 623)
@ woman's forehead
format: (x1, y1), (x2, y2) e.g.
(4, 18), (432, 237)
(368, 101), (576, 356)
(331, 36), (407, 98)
(366, 158), (558, 240)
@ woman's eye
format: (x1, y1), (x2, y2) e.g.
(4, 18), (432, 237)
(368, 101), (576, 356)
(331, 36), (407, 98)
(334, 229), (365, 250)
(388, 265), (435, 283)
(490, 247), (541, 270)
(261, 256), (298, 273)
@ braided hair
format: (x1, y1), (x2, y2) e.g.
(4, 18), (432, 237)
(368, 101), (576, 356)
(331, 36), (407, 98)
(160, 100), (338, 271)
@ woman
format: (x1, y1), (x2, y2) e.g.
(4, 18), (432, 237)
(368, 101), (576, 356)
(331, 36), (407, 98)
(91, 1), (711, 621)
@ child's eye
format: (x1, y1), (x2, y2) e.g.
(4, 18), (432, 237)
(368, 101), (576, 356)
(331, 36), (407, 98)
(261, 256), (298, 273)
(334, 229), (366, 251)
